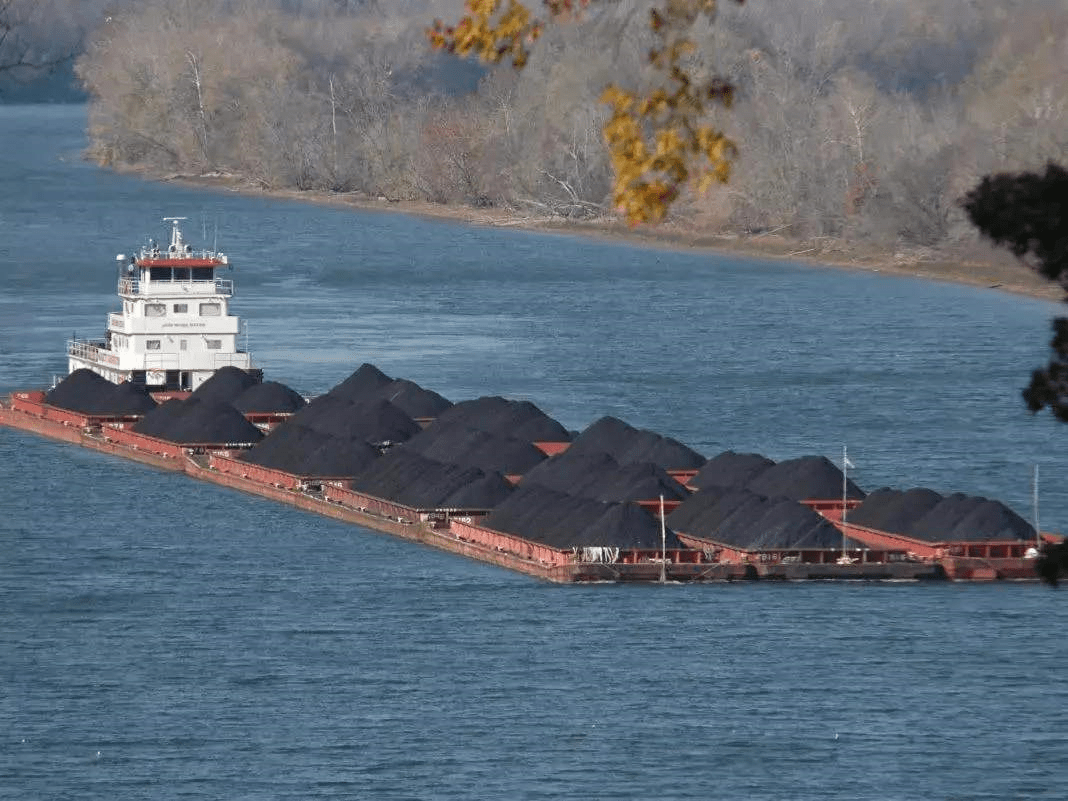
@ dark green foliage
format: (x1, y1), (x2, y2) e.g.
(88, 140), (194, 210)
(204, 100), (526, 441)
(964, 163), (1068, 584)
(1020, 318), (1068, 423)
(1036, 542), (1068, 588)
(962, 163), (1068, 284)
(964, 165), (1068, 427)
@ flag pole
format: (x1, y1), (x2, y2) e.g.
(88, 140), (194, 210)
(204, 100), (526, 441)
(659, 494), (667, 584)
(1034, 464), (1041, 548)
(841, 444), (848, 563)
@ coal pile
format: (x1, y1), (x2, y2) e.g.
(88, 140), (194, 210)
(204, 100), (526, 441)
(745, 455), (866, 501)
(327, 363), (394, 401)
(379, 378), (452, 419)
(846, 487), (1034, 542)
(580, 502), (677, 548)
(431, 396), (570, 442)
(690, 451), (775, 490)
(483, 486), (607, 545)
(347, 449), (513, 509)
(233, 381), (307, 414)
(325, 363), (452, 419)
(190, 366), (261, 404)
(567, 416), (705, 469)
(132, 397), (264, 445)
(109, 382), (159, 416)
(909, 493), (1034, 542)
(482, 484), (685, 549)
(947, 498), (1035, 541)
(132, 398), (185, 437)
(287, 395), (420, 445)
(240, 422), (379, 477)
(907, 493), (986, 541)
(849, 488), (944, 533)
(435, 471), (515, 509)
(522, 449), (689, 503)
(240, 423), (333, 471)
(737, 497), (857, 550)
(667, 487), (854, 550)
(401, 420), (547, 475)
(297, 437), (381, 478)
(46, 369), (115, 411)
(524, 451), (618, 493)
(666, 485), (762, 536)
(45, 369), (158, 417)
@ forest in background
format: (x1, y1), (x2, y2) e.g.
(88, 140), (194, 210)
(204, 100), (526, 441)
(17, 0), (1068, 255)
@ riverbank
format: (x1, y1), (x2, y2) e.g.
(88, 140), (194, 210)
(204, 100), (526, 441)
(158, 169), (1063, 303)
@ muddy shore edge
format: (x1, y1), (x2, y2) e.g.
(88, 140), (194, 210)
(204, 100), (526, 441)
(152, 169), (1063, 303)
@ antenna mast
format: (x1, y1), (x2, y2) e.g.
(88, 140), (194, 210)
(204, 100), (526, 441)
(1034, 464), (1041, 547)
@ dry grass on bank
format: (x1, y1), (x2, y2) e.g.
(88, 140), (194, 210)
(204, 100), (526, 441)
(163, 171), (1063, 303)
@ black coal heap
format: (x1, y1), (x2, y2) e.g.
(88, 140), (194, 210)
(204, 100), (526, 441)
(233, 381), (307, 414)
(430, 396), (570, 442)
(401, 419), (547, 475)
(522, 448), (689, 503)
(133, 396), (263, 445)
(690, 451), (775, 490)
(483, 484), (684, 550)
(567, 415), (705, 470)
(347, 448), (513, 509)
(191, 366), (261, 404)
(326, 363), (452, 419)
(745, 455), (866, 501)
(668, 487), (854, 550)
(45, 369), (157, 416)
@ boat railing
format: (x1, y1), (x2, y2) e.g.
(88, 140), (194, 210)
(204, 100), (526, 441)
(68, 338), (120, 367)
(136, 246), (227, 264)
(213, 352), (253, 369)
(117, 277), (233, 297)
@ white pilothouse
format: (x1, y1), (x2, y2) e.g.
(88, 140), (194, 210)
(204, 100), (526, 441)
(67, 217), (258, 391)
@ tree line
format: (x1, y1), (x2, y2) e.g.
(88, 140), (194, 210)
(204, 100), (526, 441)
(71, 0), (1066, 248)
(0, 0), (106, 98)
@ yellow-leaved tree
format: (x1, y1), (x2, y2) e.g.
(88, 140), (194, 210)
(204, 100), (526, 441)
(429, 0), (742, 224)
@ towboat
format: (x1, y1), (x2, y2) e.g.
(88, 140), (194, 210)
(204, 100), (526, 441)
(67, 217), (258, 391)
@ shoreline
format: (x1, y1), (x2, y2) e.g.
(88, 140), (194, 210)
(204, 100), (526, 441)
(153, 169), (1064, 303)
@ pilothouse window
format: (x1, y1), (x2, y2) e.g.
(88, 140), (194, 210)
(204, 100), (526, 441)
(145, 303), (166, 318)
(173, 303), (188, 313)
(199, 302), (221, 316)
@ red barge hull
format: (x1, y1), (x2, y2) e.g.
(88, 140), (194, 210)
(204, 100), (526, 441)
(0, 393), (1041, 584)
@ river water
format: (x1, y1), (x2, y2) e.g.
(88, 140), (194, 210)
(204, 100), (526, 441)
(2, 104), (1067, 799)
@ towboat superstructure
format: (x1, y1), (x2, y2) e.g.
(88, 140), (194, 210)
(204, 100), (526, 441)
(68, 217), (256, 391)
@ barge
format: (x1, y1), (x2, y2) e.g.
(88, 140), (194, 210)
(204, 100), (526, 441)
(1, 220), (1049, 583)
(0, 385), (1045, 582)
